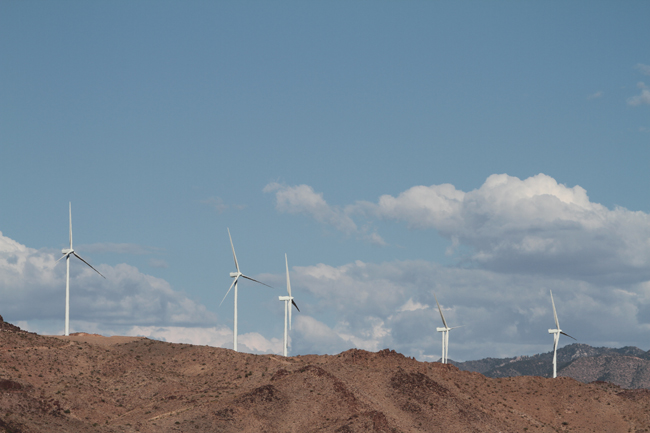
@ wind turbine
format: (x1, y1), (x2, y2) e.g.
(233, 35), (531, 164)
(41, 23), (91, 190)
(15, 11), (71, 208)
(220, 228), (272, 352)
(548, 290), (576, 378)
(434, 294), (460, 364)
(279, 254), (299, 357)
(55, 202), (105, 336)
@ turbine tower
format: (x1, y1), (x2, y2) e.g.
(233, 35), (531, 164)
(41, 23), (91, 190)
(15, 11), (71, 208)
(279, 254), (299, 357)
(434, 294), (460, 364)
(220, 228), (272, 352)
(56, 202), (105, 336)
(548, 290), (576, 378)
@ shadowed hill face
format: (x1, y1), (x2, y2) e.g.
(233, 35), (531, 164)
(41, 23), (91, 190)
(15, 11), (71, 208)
(455, 343), (650, 388)
(1, 330), (650, 432)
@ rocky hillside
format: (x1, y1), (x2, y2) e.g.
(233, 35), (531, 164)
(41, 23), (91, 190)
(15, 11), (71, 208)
(2, 319), (650, 432)
(454, 343), (650, 388)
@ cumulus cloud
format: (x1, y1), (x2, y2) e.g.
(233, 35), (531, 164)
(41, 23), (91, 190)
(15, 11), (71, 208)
(275, 174), (650, 284)
(283, 258), (650, 361)
(0, 231), (217, 331)
(398, 298), (430, 312)
(264, 183), (385, 245)
(264, 183), (357, 233)
(0, 230), (287, 356)
(292, 315), (357, 355)
(627, 82), (650, 106)
(358, 174), (650, 282)
(259, 175), (650, 360)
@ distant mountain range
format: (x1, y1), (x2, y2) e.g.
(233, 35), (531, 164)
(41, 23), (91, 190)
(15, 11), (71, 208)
(453, 343), (650, 389)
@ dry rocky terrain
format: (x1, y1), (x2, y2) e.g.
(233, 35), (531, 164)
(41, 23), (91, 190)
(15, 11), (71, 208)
(455, 343), (650, 389)
(2, 317), (650, 432)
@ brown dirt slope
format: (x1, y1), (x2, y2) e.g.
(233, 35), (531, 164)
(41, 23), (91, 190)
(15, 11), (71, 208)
(1, 325), (650, 432)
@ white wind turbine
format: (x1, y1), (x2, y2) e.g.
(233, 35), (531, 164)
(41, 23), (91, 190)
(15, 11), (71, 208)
(220, 228), (272, 352)
(279, 254), (299, 357)
(548, 290), (576, 378)
(434, 294), (461, 364)
(55, 202), (105, 336)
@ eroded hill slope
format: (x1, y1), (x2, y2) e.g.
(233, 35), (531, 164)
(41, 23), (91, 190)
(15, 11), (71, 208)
(1, 323), (650, 432)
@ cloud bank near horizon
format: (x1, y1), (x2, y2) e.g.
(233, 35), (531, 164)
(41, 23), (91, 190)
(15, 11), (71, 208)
(0, 232), (217, 329)
(4, 172), (650, 362)
(260, 173), (650, 359)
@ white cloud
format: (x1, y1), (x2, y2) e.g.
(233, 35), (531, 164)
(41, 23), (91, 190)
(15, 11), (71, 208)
(0, 230), (287, 356)
(283, 257), (650, 361)
(285, 174), (650, 283)
(627, 82), (650, 106)
(260, 175), (650, 361)
(0, 231), (217, 329)
(264, 183), (357, 233)
(292, 315), (357, 355)
(398, 298), (429, 312)
(264, 182), (385, 245)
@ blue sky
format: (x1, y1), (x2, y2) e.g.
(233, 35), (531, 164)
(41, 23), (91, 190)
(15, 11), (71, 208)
(1, 1), (649, 361)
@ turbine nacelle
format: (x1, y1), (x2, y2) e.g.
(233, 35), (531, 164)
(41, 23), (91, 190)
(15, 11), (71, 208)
(279, 296), (293, 301)
(548, 328), (560, 334)
(436, 327), (449, 332)
(61, 248), (73, 255)
(229, 272), (240, 278)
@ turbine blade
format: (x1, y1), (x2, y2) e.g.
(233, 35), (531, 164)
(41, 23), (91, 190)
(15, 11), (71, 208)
(292, 299), (300, 312)
(550, 290), (560, 329)
(560, 331), (576, 341)
(240, 274), (274, 289)
(72, 252), (106, 279)
(450, 325), (463, 330)
(69, 202), (73, 249)
(285, 253), (292, 297)
(55, 254), (67, 264)
(219, 277), (238, 307)
(434, 293), (448, 328)
(227, 228), (240, 273)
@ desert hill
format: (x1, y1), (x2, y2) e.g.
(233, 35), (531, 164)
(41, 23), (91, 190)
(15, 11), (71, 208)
(454, 343), (650, 389)
(2, 318), (650, 432)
